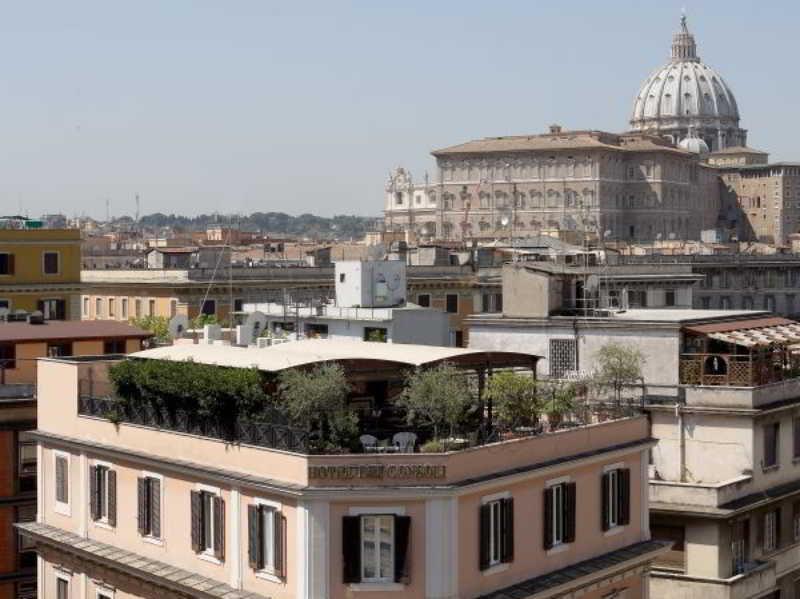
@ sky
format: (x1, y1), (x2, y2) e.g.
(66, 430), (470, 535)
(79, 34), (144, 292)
(0, 0), (797, 220)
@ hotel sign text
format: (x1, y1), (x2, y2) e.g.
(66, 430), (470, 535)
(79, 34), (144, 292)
(308, 463), (447, 481)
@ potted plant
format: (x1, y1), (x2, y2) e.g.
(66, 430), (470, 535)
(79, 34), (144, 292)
(540, 380), (576, 430)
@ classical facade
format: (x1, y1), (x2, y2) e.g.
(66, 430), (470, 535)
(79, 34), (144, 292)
(384, 127), (720, 244)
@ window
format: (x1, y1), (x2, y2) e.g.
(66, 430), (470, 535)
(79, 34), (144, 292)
(39, 299), (66, 320)
(16, 504), (36, 568)
(794, 417), (800, 460)
(191, 489), (225, 559)
(56, 575), (70, 599)
(43, 251), (60, 275)
(135, 299), (142, 318)
(90, 464), (117, 526)
(731, 518), (749, 575)
(200, 299), (215, 316)
(549, 339), (577, 378)
(445, 294), (458, 314)
(96, 298), (103, 318)
(544, 481), (576, 549)
(149, 299), (157, 316)
(342, 513), (411, 585)
(18, 439), (36, 493)
(700, 296), (710, 309)
(794, 502), (800, 542)
(0, 343), (16, 370)
(47, 342), (72, 358)
(0, 253), (14, 275)
(305, 323), (329, 339)
(479, 497), (514, 570)
(137, 475), (162, 539)
(83, 297), (89, 317)
(233, 299), (243, 313)
(103, 339), (126, 354)
(96, 590), (114, 599)
(339, 273), (346, 283)
(16, 581), (36, 599)
(763, 509), (780, 553)
(764, 422), (780, 469)
(416, 294), (430, 308)
(121, 298), (128, 319)
(627, 289), (647, 308)
(108, 298), (115, 318)
(602, 468), (630, 530)
(54, 452), (69, 513)
(665, 289), (676, 307)
(248, 502), (286, 578)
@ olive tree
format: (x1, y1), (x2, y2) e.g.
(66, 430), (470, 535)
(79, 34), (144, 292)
(397, 363), (473, 440)
(277, 363), (357, 451)
(485, 370), (539, 431)
(593, 342), (646, 405)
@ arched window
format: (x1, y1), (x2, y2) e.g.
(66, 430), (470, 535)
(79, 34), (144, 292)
(662, 93), (673, 114)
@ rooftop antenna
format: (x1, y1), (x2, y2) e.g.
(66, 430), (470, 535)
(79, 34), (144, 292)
(135, 193), (140, 223)
(105, 198), (111, 223)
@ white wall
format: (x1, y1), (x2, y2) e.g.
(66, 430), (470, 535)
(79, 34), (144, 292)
(334, 261), (407, 308)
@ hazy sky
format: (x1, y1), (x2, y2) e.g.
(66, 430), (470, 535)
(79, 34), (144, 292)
(0, 1), (797, 219)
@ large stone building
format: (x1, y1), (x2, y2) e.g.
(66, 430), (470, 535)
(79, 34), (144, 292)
(384, 17), (800, 246)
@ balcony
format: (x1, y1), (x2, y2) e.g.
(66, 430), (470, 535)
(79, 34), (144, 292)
(650, 562), (776, 599)
(650, 474), (753, 510)
(679, 353), (790, 387)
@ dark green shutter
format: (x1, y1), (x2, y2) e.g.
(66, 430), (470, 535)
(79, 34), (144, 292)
(190, 491), (201, 552)
(619, 469), (631, 526)
(501, 497), (514, 563)
(275, 510), (286, 578)
(55, 457), (66, 503)
(150, 478), (161, 538)
(479, 503), (491, 570)
(601, 472), (610, 531)
(394, 515), (411, 583)
(543, 488), (554, 550)
(564, 482), (576, 543)
(89, 465), (99, 521)
(248, 505), (262, 570)
(137, 477), (147, 535)
(107, 470), (117, 527)
(342, 516), (362, 583)
(213, 496), (225, 560)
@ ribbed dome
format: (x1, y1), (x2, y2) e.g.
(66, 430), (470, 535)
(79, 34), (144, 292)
(629, 16), (746, 151)
(678, 132), (710, 155)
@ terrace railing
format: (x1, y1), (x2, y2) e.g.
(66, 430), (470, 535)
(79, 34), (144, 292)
(679, 353), (787, 387)
(77, 395), (309, 453)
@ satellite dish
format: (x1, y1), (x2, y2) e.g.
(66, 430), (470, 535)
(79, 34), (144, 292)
(168, 315), (190, 339)
(367, 243), (387, 261)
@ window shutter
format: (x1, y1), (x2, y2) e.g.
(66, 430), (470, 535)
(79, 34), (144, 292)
(275, 510), (286, 579)
(137, 478), (147, 535)
(55, 457), (66, 503)
(342, 516), (362, 583)
(107, 470), (117, 527)
(248, 505), (262, 570)
(394, 515), (411, 583)
(7, 254), (14, 275)
(564, 482), (576, 544)
(213, 496), (225, 560)
(190, 491), (202, 553)
(36, 300), (44, 314)
(501, 497), (514, 563)
(479, 503), (491, 570)
(619, 469), (631, 526)
(601, 472), (610, 531)
(150, 478), (161, 538)
(56, 300), (66, 320)
(89, 465), (99, 521)
(543, 488), (554, 550)
(776, 508), (782, 549)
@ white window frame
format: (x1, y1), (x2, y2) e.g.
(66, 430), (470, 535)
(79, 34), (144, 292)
(764, 510), (778, 553)
(121, 298), (128, 320)
(95, 586), (115, 599)
(546, 476), (571, 550)
(141, 470), (164, 544)
(360, 514), (394, 584)
(55, 570), (71, 599)
(53, 450), (71, 516)
(96, 298), (103, 319)
(108, 298), (115, 319)
(82, 297), (88, 317)
(254, 497), (282, 581)
(603, 462), (626, 532)
(195, 483), (222, 562)
(347, 506), (404, 591)
(42, 250), (61, 276)
(91, 459), (113, 526)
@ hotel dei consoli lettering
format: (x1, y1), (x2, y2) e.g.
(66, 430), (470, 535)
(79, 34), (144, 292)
(308, 462), (447, 481)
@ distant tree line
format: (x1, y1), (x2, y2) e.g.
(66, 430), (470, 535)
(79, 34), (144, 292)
(116, 211), (377, 239)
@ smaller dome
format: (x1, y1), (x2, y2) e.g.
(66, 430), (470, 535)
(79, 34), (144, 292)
(679, 135), (710, 155)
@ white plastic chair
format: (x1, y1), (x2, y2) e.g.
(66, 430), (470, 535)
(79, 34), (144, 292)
(392, 432), (417, 453)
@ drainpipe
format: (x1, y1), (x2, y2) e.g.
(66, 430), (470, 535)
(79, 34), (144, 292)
(676, 399), (687, 482)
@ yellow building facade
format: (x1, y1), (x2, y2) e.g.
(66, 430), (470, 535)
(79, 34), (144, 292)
(0, 229), (82, 319)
